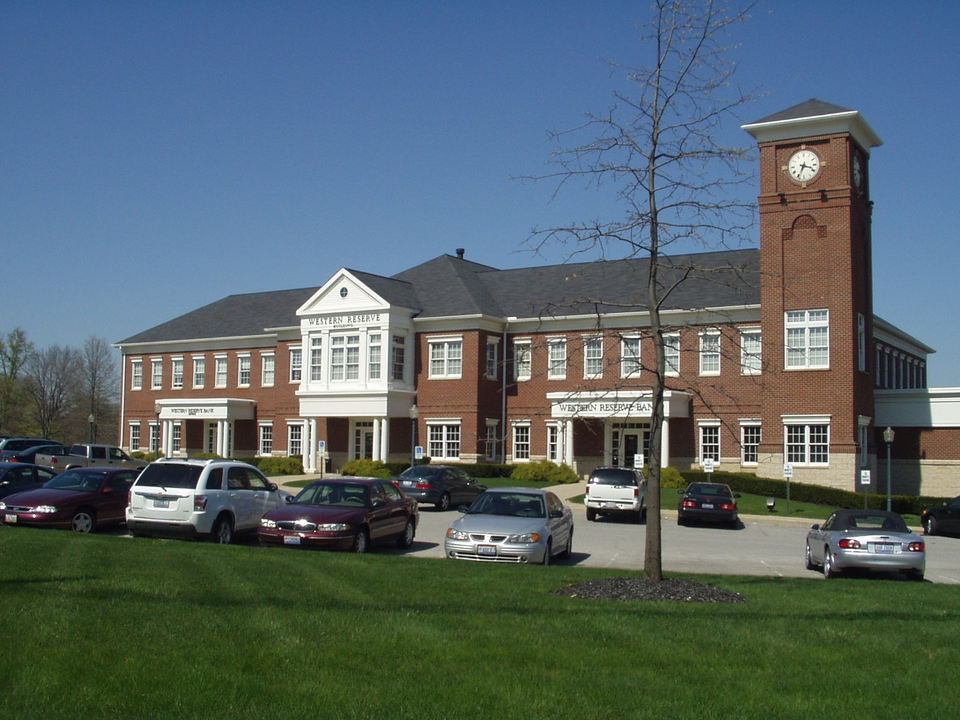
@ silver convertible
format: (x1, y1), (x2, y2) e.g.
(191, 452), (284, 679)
(444, 487), (574, 564)
(805, 509), (925, 581)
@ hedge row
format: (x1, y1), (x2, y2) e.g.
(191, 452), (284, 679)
(678, 470), (949, 516)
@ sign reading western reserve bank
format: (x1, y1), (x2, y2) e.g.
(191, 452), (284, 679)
(552, 399), (654, 418)
(304, 313), (382, 329)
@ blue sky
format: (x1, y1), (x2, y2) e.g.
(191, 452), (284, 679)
(3, 1), (958, 385)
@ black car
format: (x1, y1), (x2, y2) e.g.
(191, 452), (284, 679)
(0, 443), (69, 464)
(0, 462), (57, 500)
(395, 465), (486, 511)
(921, 496), (960, 536)
(677, 482), (740, 527)
(0, 437), (61, 455)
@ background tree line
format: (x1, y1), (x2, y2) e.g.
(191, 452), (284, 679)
(0, 328), (119, 444)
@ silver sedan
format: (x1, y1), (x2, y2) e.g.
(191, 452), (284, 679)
(444, 487), (574, 564)
(805, 509), (925, 580)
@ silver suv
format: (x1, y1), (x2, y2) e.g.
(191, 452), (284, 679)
(584, 466), (646, 523)
(126, 458), (286, 543)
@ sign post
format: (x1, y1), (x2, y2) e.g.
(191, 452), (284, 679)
(783, 463), (793, 514)
(702, 458), (715, 474)
(860, 469), (871, 509)
(318, 440), (326, 479)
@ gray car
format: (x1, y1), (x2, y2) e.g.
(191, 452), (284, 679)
(444, 487), (574, 564)
(805, 509), (925, 580)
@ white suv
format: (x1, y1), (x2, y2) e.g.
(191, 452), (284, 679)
(584, 466), (646, 523)
(126, 458), (286, 543)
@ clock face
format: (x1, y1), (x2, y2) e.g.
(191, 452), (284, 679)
(787, 149), (821, 183)
(852, 154), (863, 187)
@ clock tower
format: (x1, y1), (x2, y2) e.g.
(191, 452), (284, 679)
(743, 99), (882, 488)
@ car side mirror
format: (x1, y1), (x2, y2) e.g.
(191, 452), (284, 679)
(549, 509), (563, 519)
(268, 482), (278, 491)
(811, 524), (820, 530)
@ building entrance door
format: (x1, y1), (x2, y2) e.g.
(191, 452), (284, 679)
(354, 421), (374, 460)
(612, 423), (650, 467)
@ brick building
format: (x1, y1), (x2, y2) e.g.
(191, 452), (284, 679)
(116, 100), (956, 496)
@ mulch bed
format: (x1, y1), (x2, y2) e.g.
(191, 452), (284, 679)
(551, 577), (746, 603)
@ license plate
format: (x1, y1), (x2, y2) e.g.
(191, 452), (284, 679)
(402, 480), (415, 487)
(153, 499), (169, 508)
(603, 502), (618, 509)
(477, 544), (497, 556)
(4, 514), (16, 524)
(283, 536), (302, 545)
(872, 543), (894, 554)
(702, 503), (714, 509)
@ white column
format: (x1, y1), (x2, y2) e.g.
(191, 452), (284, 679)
(660, 419), (670, 468)
(380, 418), (390, 463)
(372, 417), (381, 462)
(308, 419), (317, 473)
(564, 420), (574, 467)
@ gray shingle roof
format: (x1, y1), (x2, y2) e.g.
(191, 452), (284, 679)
(751, 98), (853, 125)
(118, 250), (760, 345)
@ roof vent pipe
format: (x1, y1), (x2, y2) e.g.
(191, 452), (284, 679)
(455, 248), (464, 259)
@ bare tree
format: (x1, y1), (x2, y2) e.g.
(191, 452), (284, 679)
(80, 336), (120, 443)
(24, 345), (81, 440)
(528, 0), (759, 581)
(0, 328), (33, 434)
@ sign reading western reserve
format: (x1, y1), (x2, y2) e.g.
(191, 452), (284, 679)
(168, 407), (218, 417)
(305, 313), (382, 329)
(552, 400), (654, 418)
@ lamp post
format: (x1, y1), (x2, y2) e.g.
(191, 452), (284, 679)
(883, 426), (895, 512)
(154, 403), (162, 455)
(87, 413), (95, 444)
(408, 404), (419, 469)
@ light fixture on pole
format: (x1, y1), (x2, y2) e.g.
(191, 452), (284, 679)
(882, 426), (895, 512)
(408, 404), (419, 468)
(88, 413), (95, 444)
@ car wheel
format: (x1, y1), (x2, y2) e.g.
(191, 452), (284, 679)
(635, 508), (644, 524)
(71, 510), (95, 533)
(352, 528), (369, 553)
(804, 542), (817, 571)
(924, 516), (938, 536)
(541, 539), (552, 565)
(909, 569), (925, 582)
(677, 515), (685, 526)
(436, 493), (451, 512)
(560, 529), (573, 559)
(211, 516), (234, 545)
(586, 507), (597, 522)
(823, 548), (840, 578)
(396, 518), (415, 548)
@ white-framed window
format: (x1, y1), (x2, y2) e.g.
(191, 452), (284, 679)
(785, 309), (829, 369)
(392, 335), (406, 381)
(368, 334), (381, 380)
(663, 333), (680, 375)
(149, 422), (160, 454)
(699, 330), (720, 376)
(171, 358), (184, 389)
(289, 346), (302, 383)
(238, 355), (251, 388)
(740, 328), (762, 375)
(427, 422), (461, 461)
(429, 337), (463, 379)
(485, 338), (499, 380)
(172, 423), (182, 453)
(262, 353), (275, 387)
(547, 338), (566, 380)
(740, 421), (761, 465)
(699, 422), (720, 464)
(583, 336), (603, 379)
(193, 356), (205, 389)
(151, 359), (163, 390)
(514, 339), (531, 381)
(857, 313), (866, 373)
(288, 423), (303, 457)
(546, 423), (561, 462)
(129, 423), (141, 451)
(621, 335), (641, 377)
(310, 336), (323, 382)
(485, 420), (499, 461)
(331, 335), (360, 381)
(215, 355), (228, 388)
(784, 416), (830, 466)
(512, 423), (531, 462)
(259, 423), (273, 456)
(131, 359), (143, 391)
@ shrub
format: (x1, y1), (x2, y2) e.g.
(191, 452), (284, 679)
(340, 459), (391, 479)
(256, 456), (304, 476)
(510, 461), (578, 484)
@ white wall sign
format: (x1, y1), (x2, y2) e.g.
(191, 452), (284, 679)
(305, 313), (382, 329)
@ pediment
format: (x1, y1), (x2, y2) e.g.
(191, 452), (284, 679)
(296, 269), (390, 318)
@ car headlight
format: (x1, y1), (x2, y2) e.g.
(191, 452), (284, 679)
(446, 528), (469, 541)
(32, 505), (58, 514)
(507, 532), (541, 544)
(0, 502), (6, 511)
(260, 518), (276, 528)
(315, 523), (350, 531)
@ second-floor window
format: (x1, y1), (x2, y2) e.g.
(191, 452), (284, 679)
(584, 337), (603, 378)
(621, 336), (641, 377)
(740, 329), (762, 375)
(131, 360), (143, 390)
(171, 358), (184, 389)
(368, 334), (381, 380)
(262, 354), (275, 387)
(699, 330), (720, 376)
(664, 333), (680, 375)
(238, 356), (251, 387)
(785, 309), (829, 369)
(193, 357), (205, 388)
(486, 339), (499, 380)
(290, 347), (302, 382)
(514, 340), (531, 381)
(548, 339), (566, 379)
(151, 359), (163, 390)
(392, 336), (405, 381)
(429, 338), (463, 379)
(310, 337), (323, 382)
(215, 356), (227, 387)
(331, 335), (360, 381)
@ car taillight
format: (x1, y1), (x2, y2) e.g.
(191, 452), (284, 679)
(681, 500), (697, 509)
(51, 457), (58, 464)
(838, 538), (861, 549)
(633, 487), (639, 498)
(585, 485), (590, 495)
(416, 482), (432, 489)
(720, 502), (735, 511)
(908, 541), (925, 552)
(194, 495), (207, 511)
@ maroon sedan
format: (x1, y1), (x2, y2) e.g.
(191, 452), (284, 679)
(258, 477), (418, 553)
(0, 467), (138, 533)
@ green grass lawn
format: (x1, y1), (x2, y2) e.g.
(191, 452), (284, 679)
(0, 527), (956, 719)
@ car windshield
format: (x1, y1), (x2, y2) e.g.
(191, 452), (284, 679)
(135, 464), (204, 489)
(687, 484), (731, 497)
(45, 470), (105, 492)
(590, 469), (638, 485)
(467, 492), (545, 518)
(836, 513), (908, 532)
(294, 482), (370, 507)
(399, 466), (440, 480)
